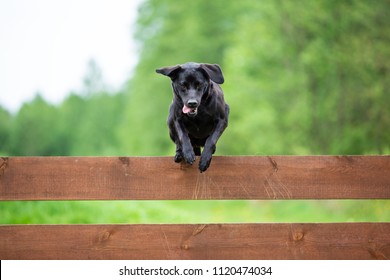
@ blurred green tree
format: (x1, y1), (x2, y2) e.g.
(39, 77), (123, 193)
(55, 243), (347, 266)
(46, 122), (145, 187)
(223, 0), (390, 154)
(118, 0), (243, 155)
(66, 93), (126, 155)
(8, 94), (64, 155)
(1, 0), (389, 157)
(0, 106), (12, 154)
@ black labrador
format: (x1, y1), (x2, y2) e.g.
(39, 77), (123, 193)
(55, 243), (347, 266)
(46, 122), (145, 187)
(156, 62), (229, 172)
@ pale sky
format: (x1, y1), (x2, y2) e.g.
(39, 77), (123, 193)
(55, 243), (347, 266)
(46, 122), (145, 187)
(0, 0), (142, 113)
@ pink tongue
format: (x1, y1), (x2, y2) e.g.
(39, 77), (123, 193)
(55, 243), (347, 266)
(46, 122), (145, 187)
(182, 105), (192, 114)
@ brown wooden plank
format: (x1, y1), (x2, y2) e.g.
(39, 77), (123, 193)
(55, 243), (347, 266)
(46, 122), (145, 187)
(0, 223), (389, 260)
(0, 156), (389, 200)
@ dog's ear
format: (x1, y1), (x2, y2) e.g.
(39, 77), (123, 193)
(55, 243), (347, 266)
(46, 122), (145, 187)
(199, 63), (224, 84)
(156, 65), (182, 79)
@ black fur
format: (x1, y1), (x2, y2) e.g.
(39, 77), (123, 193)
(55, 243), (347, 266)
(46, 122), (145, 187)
(156, 62), (229, 172)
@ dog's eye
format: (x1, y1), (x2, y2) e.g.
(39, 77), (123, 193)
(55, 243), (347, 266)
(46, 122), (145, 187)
(179, 84), (187, 90)
(194, 82), (202, 90)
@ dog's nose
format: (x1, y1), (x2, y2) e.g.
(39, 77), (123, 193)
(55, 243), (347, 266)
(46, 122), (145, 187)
(187, 100), (198, 108)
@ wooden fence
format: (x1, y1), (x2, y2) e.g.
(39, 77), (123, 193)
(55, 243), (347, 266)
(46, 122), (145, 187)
(0, 156), (389, 259)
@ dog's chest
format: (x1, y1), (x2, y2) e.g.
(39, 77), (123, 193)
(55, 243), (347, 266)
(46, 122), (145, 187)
(182, 114), (215, 138)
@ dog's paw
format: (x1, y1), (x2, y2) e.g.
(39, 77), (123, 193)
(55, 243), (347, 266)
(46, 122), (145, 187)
(199, 155), (212, 172)
(174, 152), (183, 163)
(183, 150), (196, 165)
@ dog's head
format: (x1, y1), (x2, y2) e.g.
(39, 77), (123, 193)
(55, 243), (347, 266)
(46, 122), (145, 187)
(156, 62), (224, 117)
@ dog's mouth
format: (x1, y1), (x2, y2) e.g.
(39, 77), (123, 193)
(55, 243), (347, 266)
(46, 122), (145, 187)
(182, 105), (198, 116)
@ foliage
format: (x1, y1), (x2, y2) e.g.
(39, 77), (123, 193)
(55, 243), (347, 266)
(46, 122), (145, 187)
(0, 106), (11, 154)
(7, 95), (63, 155)
(117, 0), (389, 156)
(1, 0), (389, 157)
(225, 1), (390, 154)
(1, 200), (390, 224)
(117, 0), (244, 155)
(1, 0), (389, 224)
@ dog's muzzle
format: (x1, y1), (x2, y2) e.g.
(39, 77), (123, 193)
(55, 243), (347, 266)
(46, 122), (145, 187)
(182, 99), (198, 116)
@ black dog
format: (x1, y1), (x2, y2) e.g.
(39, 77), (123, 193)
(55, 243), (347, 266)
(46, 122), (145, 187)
(156, 62), (229, 172)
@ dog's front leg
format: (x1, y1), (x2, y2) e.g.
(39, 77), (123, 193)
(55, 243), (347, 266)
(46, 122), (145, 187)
(174, 120), (196, 165)
(199, 117), (228, 172)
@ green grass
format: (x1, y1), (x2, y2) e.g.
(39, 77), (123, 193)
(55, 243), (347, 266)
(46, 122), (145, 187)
(1, 200), (389, 224)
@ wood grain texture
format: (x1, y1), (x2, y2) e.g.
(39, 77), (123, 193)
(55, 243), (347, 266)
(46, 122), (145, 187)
(1, 223), (389, 260)
(1, 156), (389, 200)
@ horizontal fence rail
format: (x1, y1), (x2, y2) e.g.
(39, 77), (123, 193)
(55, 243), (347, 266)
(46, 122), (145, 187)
(1, 156), (389, 260)
(1, 223), (390, 260)
(1, 156), (389, 200)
